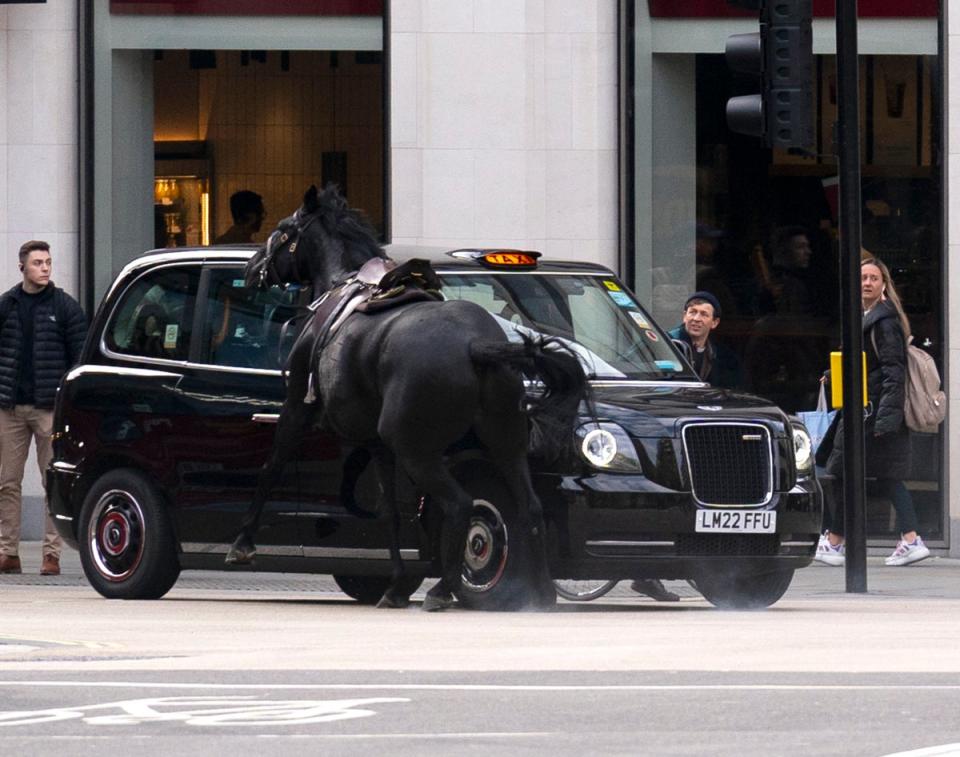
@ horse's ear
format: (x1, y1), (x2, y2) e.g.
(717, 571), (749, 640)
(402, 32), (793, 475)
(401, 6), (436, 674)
(303, 184), (319, 212)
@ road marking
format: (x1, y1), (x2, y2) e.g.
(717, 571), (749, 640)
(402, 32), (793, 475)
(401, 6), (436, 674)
(3, 681), (960, 692)
(0, 696), (409, 727)
(883, 747), (960, 757)
(0, 634), (122, 651)
(0, 646), (41, 656)
(258, 732), (554, 739)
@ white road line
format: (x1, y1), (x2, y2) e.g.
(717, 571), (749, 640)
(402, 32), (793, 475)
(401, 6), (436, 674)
(2, 681), (960, 692)
(257, 732), (554, 739)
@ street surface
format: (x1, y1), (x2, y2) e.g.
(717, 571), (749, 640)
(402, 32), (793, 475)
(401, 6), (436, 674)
(1, 545), (959, 756)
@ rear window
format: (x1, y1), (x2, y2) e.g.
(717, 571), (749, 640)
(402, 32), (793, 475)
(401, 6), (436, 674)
(105, 265), (200, 361)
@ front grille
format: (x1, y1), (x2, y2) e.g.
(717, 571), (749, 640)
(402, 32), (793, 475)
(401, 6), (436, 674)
(682, 423), (773, 506)
(676, 534), (780, 557)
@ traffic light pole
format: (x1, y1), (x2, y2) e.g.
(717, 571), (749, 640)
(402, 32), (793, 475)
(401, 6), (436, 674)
(834, 0), (867, 592)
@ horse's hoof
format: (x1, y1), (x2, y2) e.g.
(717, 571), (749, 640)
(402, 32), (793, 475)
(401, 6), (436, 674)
(421, 593), (455, 612)
(376, 591), (411, 609)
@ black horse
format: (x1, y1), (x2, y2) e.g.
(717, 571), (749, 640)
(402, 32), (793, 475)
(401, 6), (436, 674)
(226, 185), (587, 611)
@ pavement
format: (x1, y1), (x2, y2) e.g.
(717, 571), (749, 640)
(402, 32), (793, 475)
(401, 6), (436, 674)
(5, 540), (960, 601)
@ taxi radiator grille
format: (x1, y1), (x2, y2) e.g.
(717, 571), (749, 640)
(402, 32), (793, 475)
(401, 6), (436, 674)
(676, 534), (780, 557)
(682, 423), (772, 505)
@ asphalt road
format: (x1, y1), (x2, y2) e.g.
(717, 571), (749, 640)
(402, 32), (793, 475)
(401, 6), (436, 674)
(1, 548), (960, 756)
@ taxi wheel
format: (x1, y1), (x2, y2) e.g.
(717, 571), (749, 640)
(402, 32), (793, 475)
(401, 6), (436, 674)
(694, 568), (794, 610)
(78, 469), (181, 600)
(453, 472), (534, 611)
(333, 574), (424, 605)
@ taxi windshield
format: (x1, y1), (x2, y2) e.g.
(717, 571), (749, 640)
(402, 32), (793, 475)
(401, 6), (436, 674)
(439, 272), (697, 381)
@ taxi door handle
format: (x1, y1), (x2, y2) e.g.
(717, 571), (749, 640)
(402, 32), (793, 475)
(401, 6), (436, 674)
(252, 413), (280, 424)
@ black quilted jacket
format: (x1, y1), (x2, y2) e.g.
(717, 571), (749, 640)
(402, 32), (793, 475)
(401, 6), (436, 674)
(0, 283), (88, 409)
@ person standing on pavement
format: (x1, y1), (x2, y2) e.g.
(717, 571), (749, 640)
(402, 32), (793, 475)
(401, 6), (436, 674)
(815, 255), (930, 567)
(0, 241), (87, 575)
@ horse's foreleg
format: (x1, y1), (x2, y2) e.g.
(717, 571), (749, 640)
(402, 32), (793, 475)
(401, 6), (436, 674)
(225, 399), (311, 565)
(367, 447), (412, 609)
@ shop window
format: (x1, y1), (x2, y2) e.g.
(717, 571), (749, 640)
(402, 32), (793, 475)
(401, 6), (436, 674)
(693, 51), (943, 541)
(153, 49), (385, 250)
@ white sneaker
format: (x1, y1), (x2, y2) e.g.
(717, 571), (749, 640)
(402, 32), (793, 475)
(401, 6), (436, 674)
(814, 533), (845, 566)
(885, 536), (931, 566)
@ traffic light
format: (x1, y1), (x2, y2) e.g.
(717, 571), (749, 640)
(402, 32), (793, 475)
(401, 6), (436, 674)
(725, 0), (813, 149)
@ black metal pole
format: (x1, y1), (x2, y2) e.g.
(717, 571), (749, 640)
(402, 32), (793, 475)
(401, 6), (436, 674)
(835, 0), (867, 592)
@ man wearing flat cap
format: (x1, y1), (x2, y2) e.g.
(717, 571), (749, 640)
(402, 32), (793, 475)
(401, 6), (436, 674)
(668, 291), (741, 390)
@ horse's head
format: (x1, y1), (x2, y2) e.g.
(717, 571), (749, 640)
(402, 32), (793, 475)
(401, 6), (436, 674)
(244, 184), (385, 296)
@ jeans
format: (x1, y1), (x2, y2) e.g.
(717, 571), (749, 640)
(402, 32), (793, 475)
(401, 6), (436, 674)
(824, 476), (919, 538)
(0, 405), (61, 557)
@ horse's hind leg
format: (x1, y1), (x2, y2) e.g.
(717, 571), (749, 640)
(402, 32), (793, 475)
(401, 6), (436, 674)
(225, 398), (311, 565)
(394, 454), (473, 612)
(489, 450), (556, 609)
(477, 414), (556, 609)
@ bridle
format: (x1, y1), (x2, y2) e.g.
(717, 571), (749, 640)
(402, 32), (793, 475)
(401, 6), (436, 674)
(256, 209), (320, 288)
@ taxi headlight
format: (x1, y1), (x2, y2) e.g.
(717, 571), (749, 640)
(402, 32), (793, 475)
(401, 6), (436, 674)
(792, 424), (814, 475)
(576, 423), (642, 473)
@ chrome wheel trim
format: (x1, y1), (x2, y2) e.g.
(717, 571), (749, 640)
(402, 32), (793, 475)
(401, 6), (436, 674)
(87, 489), (146, 582)
(460, 498), (508, 593)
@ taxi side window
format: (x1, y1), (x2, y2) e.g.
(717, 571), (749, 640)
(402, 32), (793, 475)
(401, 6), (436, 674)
(200, 268), (305, 370)
(105, 267), (199, 361)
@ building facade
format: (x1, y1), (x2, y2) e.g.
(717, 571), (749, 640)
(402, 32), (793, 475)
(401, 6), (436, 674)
(1, 0), (953, 555)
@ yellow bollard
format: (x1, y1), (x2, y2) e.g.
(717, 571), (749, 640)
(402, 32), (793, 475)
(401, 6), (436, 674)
(829, 351), (868, 409)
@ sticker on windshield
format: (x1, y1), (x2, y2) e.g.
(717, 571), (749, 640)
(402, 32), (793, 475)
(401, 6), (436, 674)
(163, 324), (179, 350)
(655, 359), (682, 372)
(608, 291), (633, 307)
(602, 280), (622, 292)
(627, 311), (649, 329)
(644, 329), (660, 342)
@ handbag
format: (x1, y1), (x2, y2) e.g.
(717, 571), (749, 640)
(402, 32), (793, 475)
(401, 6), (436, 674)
(797, 384), (838, 455)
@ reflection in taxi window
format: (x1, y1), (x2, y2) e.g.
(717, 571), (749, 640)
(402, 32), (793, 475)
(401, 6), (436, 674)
(440, 273), (694, 381)
(106, 268), (200, 361)
(202, 269), (306, 370)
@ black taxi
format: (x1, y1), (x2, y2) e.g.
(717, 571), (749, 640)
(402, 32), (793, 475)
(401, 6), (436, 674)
(48, 245), (822, 609)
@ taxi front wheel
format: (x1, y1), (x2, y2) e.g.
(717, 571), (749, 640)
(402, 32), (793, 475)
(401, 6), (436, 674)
(693, 567), (794, 610)
(78, 469), (181, 600)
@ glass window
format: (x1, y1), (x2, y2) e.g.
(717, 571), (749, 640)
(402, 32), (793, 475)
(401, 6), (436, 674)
(105, 266), (200, 361)
(441, 273), (695, 381)
(200, 268), (308, 370)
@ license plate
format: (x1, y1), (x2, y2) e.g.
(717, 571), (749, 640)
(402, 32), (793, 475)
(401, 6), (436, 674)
(695, 509), (776, 534)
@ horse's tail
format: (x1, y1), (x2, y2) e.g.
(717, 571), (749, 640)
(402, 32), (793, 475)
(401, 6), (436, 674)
(469, 335), (591, 461)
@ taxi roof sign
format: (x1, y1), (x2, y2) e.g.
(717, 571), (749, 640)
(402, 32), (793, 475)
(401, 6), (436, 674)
(449, 248), (541, 269)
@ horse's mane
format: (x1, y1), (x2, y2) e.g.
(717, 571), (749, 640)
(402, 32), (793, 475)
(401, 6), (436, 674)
(307, 184), (385, 266)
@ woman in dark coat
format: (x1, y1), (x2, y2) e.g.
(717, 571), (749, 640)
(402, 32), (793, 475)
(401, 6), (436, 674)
(815, 256), (930, 567)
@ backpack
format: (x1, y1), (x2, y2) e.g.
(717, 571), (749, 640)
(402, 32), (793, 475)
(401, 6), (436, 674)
(871, 329), (946, 434)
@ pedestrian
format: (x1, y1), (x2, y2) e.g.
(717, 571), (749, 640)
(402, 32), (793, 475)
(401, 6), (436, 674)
(214, 190), (265, 245)
(0, 241), (87, 575)
(668, 291), (741, 389)
(815, 255), (930, 567)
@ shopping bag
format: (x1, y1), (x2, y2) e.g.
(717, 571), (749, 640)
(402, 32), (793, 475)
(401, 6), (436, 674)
(796, 384), (837, 455)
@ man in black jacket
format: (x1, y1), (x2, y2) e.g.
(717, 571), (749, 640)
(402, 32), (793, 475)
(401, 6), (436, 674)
(0, 241), (87, 575)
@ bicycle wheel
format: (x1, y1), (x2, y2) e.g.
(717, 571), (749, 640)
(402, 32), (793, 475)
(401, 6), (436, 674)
(553, 579), (619, 601)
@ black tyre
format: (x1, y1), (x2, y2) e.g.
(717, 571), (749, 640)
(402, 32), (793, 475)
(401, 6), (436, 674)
(78, 469), (181, 600)
(454, 473), (537, 611)
(694, 568), (794, 610)
(333, 574), (424, 604)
